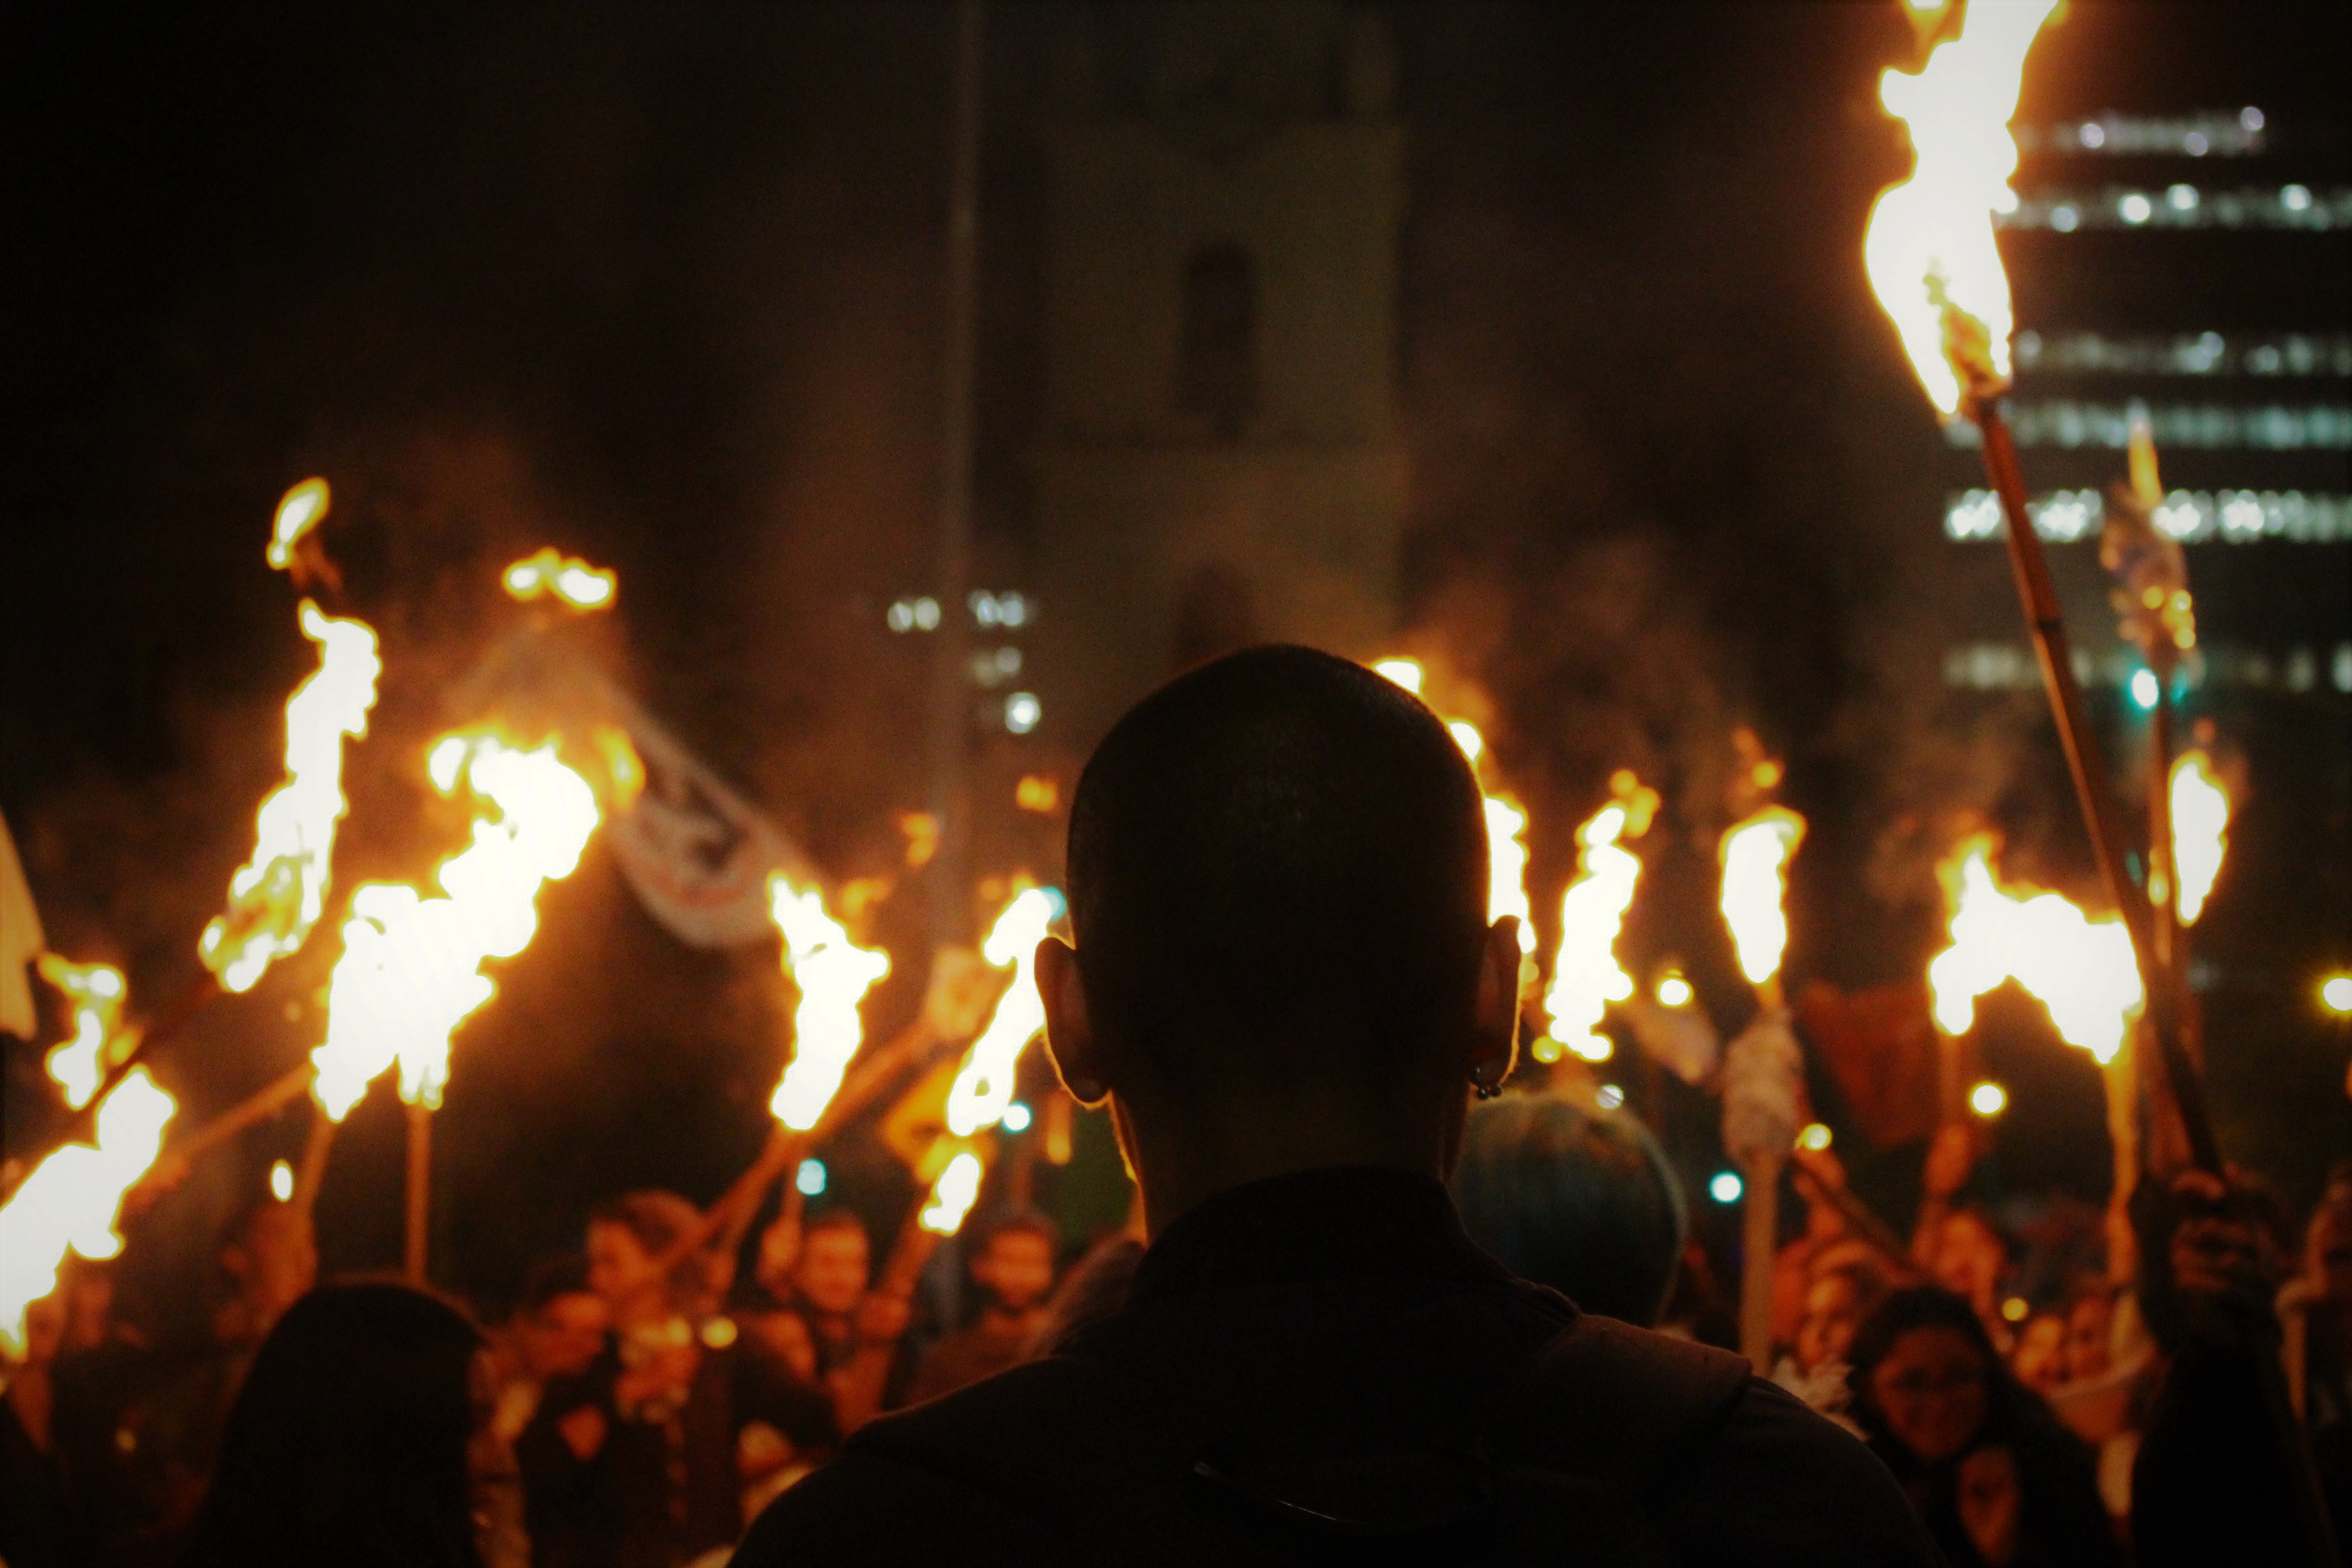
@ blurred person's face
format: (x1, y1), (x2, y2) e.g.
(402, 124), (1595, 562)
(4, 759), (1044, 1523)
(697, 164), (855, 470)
(2010, 1314), (2065, 1392)
(794, 1227), (870, 1318)
(523, 1292), (609, 1380)
(1795, 1274), (1864, 1373)
(585, 1222), (664, 1315)
(974, 1231), (1056, 1314)
(2064, 1294), (2112, 1382)
(755, 1211), (799, 1298)
(1869, 1323), (1991, 1466)
(1929, 1215), (2006, 1304)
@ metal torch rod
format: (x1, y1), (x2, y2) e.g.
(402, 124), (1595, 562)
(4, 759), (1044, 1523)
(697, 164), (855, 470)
(1972, 402), (2221, 1175)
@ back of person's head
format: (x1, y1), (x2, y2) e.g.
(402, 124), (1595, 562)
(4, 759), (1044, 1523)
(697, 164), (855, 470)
(1066, 645), (1489, 1124)
(1449, 1092), (1686, 1325)
(183, 1282), (486, 1568)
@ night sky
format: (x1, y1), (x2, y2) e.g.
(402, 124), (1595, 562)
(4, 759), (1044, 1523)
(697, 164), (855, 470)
(4, 3), (2346, 1318)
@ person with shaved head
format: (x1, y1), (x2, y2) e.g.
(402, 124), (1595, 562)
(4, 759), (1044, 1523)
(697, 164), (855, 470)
(737, 646), (1934, 1566)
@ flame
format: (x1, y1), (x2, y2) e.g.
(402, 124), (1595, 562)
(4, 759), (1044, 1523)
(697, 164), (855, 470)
(200, 602), (382, 993)
(310, 733), (601, 1120)
(265, 478), (331, 570)
(33, 955), (130, 1110)
(502, 546), (617, 610)
(1718, 806), (1808, 987)
(765, 876), (893, 1132)
(1543, 772), (1659, 1062)
(1372, 657), (1424, 695)
(1927, 834), (2143, 1064)
(1863, 0), (2061, 416)
(0, 1068), (176, 1356)
(918, 1150), (986, 1236)
(2168, 750), (2230, 925)
(944, 887), (1060, 1137)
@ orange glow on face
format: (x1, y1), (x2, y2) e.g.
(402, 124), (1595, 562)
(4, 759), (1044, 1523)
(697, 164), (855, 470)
(766, 875), (893, 1132)
(0, 1067), (176, 1356)
(1863, 0), (2060, 416)
(1718, 806), (1808, 987)
(201, 600), (382, 993)
(310, 732), (602, 1120)
(33, 955), (130, 1111)
(502, 546), (617, 610)
(1927, 834), (2143, 1064)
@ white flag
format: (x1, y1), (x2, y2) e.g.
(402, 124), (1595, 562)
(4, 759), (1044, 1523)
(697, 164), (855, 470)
(600, 687), (817, 949)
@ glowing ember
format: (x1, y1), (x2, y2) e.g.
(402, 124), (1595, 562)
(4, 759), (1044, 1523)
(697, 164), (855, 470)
(1927, 834), (2143, 1064)
(766, 877), (893, 1132)
(918, 1150), (985, 1236)
(945, 887), (1060, 1137)
(200, 601), (382, 993)
(1718, 806), (1808, 987)
(502, 546), (617, 610)
(310, 733), (601, 1120)
(0, 1068), (176, 1356)
(2168, 749), (2230, 925)
(265, 477), (331, 570)
(1863, 0), (2061, 415)
(1543, 772), (1659, 1063)
(33, 955), (129, 1110)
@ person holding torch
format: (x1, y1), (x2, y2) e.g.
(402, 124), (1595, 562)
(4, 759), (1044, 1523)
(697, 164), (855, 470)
(736, 647), (1934, 1567)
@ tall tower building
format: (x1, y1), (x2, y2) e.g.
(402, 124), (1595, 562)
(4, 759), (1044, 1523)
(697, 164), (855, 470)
(1032, 1), (1406, 741)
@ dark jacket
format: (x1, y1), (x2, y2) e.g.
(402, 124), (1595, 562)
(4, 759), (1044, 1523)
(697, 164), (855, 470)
(734, 1166), (1937, 1566)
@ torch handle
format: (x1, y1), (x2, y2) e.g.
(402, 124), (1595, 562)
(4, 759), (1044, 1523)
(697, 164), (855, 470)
(404, 1100), (432, 1284)
(1738, 1153), (1782, 1367)
(1975, 404), (2221, 1175)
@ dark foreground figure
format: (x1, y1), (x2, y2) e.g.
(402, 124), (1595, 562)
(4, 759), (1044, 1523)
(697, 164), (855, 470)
(736, 646), (1934, 1567)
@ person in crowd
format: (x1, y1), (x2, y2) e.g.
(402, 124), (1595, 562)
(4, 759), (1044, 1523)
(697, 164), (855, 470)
(2061, 1283), (2116, 1385)
(1921, 1205), (2016, 1356)
(1449, 1089), (1686, 1327)
(1848, 1286), (2117, 1568)
(1780, 1260), (1893, 1431)
(519, 1188), (835, 1568)
(2010, 1312), (2066, 1394)
(908, 1213), (1060, 1403)
(736, 644), (1937, 1565)
(2283, 1163), (2352, 1534)
(1771, 1145), (1858, 1349)
(744, 1204), (917, 1429)
(2128, 1166), (2345, 1567)
(485, 1254), (609, 1446)
(180, 1281), (523, 1568)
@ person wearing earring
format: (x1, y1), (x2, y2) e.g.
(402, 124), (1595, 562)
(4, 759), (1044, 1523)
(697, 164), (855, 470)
(737, 646), (1934, 1567)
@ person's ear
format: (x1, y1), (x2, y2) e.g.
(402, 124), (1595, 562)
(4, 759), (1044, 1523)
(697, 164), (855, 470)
(1039, 936), (1109, 1106)
(1467, 917), (1522, 1098)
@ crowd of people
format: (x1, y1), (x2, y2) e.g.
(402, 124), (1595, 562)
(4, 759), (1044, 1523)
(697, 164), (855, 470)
(5, 647), (2347, 1565)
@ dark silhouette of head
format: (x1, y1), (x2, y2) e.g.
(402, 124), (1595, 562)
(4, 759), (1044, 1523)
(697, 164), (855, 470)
(1450, 1092), (1688, 1325)
(1043, 646), (1518, 1231)
(183, 1282), (487, 1568)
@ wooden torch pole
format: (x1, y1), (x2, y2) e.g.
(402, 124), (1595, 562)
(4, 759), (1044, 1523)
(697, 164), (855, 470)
(1972, 402), (2221, 1175)
(404, 1100), (431, 1284)
(1736, 975), (1786, 1368)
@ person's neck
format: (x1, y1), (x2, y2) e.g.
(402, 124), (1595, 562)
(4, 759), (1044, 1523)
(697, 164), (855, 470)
(1120, 1093), (1450, 1241)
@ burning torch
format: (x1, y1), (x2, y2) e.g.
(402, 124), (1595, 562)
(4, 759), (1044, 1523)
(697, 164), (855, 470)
(1718, 803), (1807, 1366)
(1862, 0), (2217, 1173)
